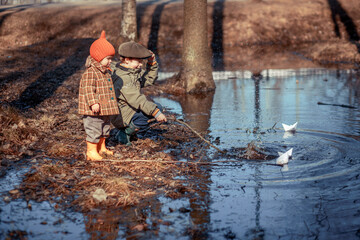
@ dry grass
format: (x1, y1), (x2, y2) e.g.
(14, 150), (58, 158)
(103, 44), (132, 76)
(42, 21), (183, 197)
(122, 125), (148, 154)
(0, 104), (39, 157)
(17, 150), (196, 212)
(0, 101), (203, 213)
(5, 117), (203, 212)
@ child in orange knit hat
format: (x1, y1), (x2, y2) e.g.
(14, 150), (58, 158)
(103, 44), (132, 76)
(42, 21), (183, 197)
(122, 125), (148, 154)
(78, 30), (119, 161)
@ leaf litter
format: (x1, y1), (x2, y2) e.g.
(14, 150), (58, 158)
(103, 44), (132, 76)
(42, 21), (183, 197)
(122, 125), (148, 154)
(1, 101), (208, 212)
(1, 99), (276, 214)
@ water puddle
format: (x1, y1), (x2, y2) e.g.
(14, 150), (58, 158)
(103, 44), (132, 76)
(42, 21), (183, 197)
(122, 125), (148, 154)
(1, 68), (360, 239)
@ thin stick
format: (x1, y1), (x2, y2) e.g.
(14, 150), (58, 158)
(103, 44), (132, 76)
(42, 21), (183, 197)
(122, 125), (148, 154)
(168, 117), (226, 154)
(148, 116), (225, 153)
(265, 163), (282, 167)
(317, 101), (355, 109)
(92, 158), (242, 165)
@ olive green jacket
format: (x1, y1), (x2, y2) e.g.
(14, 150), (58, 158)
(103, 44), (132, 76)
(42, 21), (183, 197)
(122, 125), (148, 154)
(110, 61), (159, 128)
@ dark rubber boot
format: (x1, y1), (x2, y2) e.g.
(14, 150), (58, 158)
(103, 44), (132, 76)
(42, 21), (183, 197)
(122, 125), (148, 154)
(115, 122), (138, 146)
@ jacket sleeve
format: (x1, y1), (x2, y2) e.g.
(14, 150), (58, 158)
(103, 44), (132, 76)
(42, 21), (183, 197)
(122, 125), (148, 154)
(82, 70), (98, 107)
(121, 80), (158, 116)
(140, 61), (159, 88)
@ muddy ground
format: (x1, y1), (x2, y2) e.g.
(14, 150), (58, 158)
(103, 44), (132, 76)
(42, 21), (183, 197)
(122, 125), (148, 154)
(0, 0), (360, 230)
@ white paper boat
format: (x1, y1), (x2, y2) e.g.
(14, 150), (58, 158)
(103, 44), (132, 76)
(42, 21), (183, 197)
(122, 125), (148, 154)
(282, 122), (298, 132)
(276, 148), (293, 165)
(276, 152), (289, 165)
(278, 148), (293, 158)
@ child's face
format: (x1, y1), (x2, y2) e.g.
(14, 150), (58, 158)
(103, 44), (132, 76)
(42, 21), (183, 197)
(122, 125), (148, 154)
(100, 56), (112, 68)
(125, 58), (143, 69)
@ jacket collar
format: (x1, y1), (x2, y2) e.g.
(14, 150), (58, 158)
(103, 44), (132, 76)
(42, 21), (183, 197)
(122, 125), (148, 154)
(90, 57), (108, 74)
(115, 62), (142, 74)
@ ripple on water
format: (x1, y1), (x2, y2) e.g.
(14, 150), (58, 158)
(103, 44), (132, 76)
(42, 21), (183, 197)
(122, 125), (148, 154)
(224, 129), (360, 186)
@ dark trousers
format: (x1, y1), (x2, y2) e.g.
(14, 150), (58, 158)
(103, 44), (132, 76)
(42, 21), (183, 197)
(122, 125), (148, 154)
(131, 103), (163, 133)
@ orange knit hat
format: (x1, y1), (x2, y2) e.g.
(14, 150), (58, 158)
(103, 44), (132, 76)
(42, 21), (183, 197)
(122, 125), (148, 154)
(90, 30), (115, 62)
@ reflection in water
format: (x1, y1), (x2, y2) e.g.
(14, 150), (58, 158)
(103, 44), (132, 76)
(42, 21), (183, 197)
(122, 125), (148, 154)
(179, 92), (215, 134)
(253, 75), (262, 139)
(1, 69), (360, 239)
(208, 69), (360, 239)
(151, 93), (216, 237)
(84, 198), (166, 239)
(281, 164), (289, 172)
(249, 74), (265, 239)
(188, 174), (212, 238)
(178, 92), (215, 237)
(283, 131), (295, 139)
(84, 210), (121, 240)
(245, 179), (265, 239)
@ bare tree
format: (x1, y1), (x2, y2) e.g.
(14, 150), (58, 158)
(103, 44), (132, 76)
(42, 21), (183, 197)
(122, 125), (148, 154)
(117, 0), (137, 47)
(179, 0), (215, 94)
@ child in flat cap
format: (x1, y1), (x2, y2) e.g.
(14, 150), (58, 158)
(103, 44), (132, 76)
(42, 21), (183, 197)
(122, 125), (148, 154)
(110, 41), (167, 146)
(78, 30), (119, 160)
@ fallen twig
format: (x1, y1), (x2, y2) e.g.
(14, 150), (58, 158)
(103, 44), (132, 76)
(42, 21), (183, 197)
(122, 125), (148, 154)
(91, 158), (243, 166)
(265, 163), (282, 167)
(167, 116), (226, 154)
(317, 101), (356, 109)
(148, 116), (225, 153)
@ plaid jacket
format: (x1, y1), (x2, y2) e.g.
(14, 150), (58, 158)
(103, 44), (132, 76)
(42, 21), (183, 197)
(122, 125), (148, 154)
(78, 57), (120, 116)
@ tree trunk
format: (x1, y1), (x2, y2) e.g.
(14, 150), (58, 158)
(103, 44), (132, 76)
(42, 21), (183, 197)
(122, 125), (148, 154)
(117, 0), (137, 47)
(180, 0), (215, 94)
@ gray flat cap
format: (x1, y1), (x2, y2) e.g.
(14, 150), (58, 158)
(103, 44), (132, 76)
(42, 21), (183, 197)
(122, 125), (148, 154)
(118, 41), (152, 59)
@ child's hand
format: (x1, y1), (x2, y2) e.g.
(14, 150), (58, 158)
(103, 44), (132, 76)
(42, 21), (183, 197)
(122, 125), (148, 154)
(148, 50), (156, 62)
(91, 103), (100, 114)
(156, 113), (167, 123)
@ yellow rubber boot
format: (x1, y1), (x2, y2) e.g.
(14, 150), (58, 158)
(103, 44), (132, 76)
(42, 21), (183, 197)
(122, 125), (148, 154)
(86, 141), (103, 161)
(98, 137), (114, 156)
